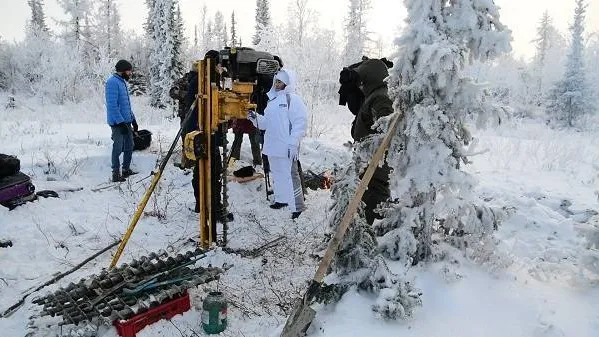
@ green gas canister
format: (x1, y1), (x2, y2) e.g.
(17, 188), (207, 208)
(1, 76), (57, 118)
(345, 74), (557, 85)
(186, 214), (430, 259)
(202, 291), (227, 334)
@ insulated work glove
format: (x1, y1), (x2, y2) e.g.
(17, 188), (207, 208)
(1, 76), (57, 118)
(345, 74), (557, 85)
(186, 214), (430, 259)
(247, 110), (258, 127)
(288, 144), (298, 161)
(118, 123), (129, 135)
(132, 119), (139, 133)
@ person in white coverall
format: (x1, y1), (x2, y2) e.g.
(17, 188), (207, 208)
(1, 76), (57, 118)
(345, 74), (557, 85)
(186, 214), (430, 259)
(247, 68), (307, 219)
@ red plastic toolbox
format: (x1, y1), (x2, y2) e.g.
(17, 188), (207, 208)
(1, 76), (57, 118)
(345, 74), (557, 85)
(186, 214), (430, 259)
(113, 292), (191, 337)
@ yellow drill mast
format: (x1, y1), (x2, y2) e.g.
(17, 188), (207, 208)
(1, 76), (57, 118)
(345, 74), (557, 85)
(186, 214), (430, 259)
(184, 54), (257, 248)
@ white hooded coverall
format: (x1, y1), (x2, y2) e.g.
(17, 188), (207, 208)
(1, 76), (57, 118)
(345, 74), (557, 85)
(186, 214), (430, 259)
(251, 68), (307, 213)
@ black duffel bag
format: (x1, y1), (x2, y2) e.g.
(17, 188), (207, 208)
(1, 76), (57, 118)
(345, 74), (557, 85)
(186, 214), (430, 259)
(133, 129), (152, 151)
(0, 154), (20, 178)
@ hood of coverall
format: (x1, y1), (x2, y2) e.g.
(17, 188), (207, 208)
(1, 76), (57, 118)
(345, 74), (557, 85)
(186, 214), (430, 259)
(267, 68), (297, 100)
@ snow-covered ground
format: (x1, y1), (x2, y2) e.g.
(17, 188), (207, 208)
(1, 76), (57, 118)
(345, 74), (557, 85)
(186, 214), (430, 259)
(1, 94), (598, 337)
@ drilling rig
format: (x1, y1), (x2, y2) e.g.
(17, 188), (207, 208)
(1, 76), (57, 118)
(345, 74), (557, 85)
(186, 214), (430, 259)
(109, 48), (279, 268)
(182, 47), (279, 248)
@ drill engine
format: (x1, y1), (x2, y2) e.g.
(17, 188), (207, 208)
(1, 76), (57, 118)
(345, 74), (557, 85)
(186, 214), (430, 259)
(218, 47), (279, 83)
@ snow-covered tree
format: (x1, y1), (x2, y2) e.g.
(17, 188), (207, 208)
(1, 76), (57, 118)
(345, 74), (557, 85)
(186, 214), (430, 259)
(532, 11), (566, 105)
(223, 23), (229, 48)
(343, 0), (370, 64)
(585, 34), (599, 110)
(546, 0), (593, 126)
(18, 1), (56, 96)
(373, 34), (386, 59)
(94, 0), (122, 57)
(213, 11), (226, 49)
(27, 0), (49, 35)
(325, 119), (421, 319)
(326, 0), (511, 318)
(204, 19), (217, 51)
(129, 71), (149, 96)
(146, 0), (179, 108)
(0, 38), (13, 90)
(199, 4), (209, 51)
(533, 11), (552, 78)
(57, 0), (92, 44)
(286, 0), (311, 47)
(171, 4), (185, 79)
(254, 22), (281, 55)
(123, 33), (151, 96)
(230, 11), (239, 47)
(253, 0), (271, 45)
(23, 0), (52, 90)
(380, 0), (511, 262)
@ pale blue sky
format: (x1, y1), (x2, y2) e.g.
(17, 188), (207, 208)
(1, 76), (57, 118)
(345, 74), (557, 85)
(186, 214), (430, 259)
(0, 0), (598, 60)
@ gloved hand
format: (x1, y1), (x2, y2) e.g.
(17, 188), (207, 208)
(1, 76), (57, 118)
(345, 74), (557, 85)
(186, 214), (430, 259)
(132, 119), (139, 133)
(247, 110), (258, 126)
(118, 123), (129, 135)
(288, 144), (298, 161)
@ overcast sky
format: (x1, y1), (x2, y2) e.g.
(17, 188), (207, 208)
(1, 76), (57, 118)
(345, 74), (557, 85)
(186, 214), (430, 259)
(0, 0), (598, 60)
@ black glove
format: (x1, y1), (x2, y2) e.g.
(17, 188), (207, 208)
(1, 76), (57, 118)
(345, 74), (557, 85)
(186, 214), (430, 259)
(118, 123), (129, 135)
(132, 119), (139, 132)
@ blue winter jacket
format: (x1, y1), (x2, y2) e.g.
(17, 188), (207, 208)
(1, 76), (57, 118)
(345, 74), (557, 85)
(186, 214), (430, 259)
(105, 74), (135, 126)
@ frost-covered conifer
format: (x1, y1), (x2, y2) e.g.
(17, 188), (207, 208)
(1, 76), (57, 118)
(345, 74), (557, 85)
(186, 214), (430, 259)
(213, 11), (226, 49)
(532, 11), (566, 106)
(253, 0), (271, 45)
(379, 0), (511, 264)
(57, 0), (92, 44)
(27, 0), (49, 35)
(146, 0), (183, 108)
(230, 11), (239, 47)
(325, 0), (511, 319)
(95, 0), (122, 57)
(546, 0), (593, 127)
(343, 0), (370, 64)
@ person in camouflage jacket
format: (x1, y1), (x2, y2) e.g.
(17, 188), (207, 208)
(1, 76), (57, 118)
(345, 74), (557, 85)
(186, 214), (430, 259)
(352, 59), (395, 225)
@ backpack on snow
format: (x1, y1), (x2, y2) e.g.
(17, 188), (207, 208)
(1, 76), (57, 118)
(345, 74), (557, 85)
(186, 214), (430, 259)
(0, 172), (36, 209)
(133, 129), (152, 151)
(0, 154), (20, 178)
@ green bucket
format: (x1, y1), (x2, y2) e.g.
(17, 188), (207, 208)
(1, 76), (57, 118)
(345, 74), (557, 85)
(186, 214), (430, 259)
(202, 291), (227, 334)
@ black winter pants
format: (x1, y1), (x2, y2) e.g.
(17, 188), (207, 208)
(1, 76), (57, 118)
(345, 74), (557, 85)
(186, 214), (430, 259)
(192, 138), (222, 241)
(362, 176), (390, 226)
(230, 130), (262, 165)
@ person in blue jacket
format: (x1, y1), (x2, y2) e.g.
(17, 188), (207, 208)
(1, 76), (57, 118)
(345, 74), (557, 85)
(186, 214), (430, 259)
(105, 59), (139, 182)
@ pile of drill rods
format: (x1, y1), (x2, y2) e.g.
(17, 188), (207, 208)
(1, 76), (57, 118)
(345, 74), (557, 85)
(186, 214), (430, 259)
(32, 248), (224, 326)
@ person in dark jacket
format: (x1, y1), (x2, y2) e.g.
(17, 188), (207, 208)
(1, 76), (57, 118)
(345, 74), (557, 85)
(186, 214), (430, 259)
(171, 67), (195, 169)
(169, 71), (192, 124)
(105, 59), (139, 182)
(184, 51), (233, 241)
(352, 59), (394, 225)
(339, 57), (394, 139)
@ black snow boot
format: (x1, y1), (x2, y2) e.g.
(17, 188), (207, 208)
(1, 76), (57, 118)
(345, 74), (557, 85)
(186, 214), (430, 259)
(112, 171), (126, 182)
(270, 202), (288, 209)
(122, 169), (138, 178)
(218, 212), (234, 222)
